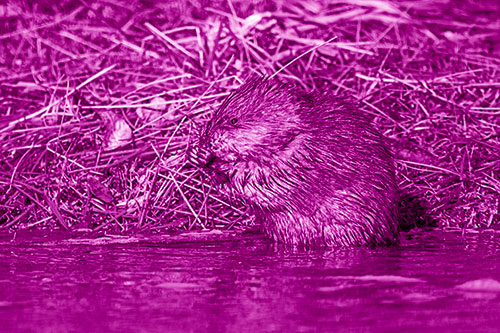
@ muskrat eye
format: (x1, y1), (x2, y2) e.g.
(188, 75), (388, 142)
(230, 118), (238, 125)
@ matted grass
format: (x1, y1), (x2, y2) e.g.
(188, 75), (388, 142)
(1, 0), (499, 233)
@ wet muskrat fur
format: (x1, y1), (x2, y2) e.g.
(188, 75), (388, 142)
(193, 77), (399, 247)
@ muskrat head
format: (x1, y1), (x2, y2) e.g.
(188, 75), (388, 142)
(198, 77), (305, 169)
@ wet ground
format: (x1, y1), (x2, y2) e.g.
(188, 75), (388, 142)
(1, 229), (500, 332)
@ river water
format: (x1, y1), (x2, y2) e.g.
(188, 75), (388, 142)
(1, 229), (499, 332)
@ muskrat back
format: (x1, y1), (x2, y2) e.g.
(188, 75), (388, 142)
(194, 77), (399, 247)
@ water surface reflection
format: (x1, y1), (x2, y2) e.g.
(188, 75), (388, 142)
(1, 229), (499, 332)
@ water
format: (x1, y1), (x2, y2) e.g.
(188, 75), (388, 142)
(1, 229), (500, 332)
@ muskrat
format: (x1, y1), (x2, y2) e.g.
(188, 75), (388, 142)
(192, 77), (399, 247)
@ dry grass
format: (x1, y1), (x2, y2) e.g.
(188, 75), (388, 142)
(1, 0), (499, 233)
